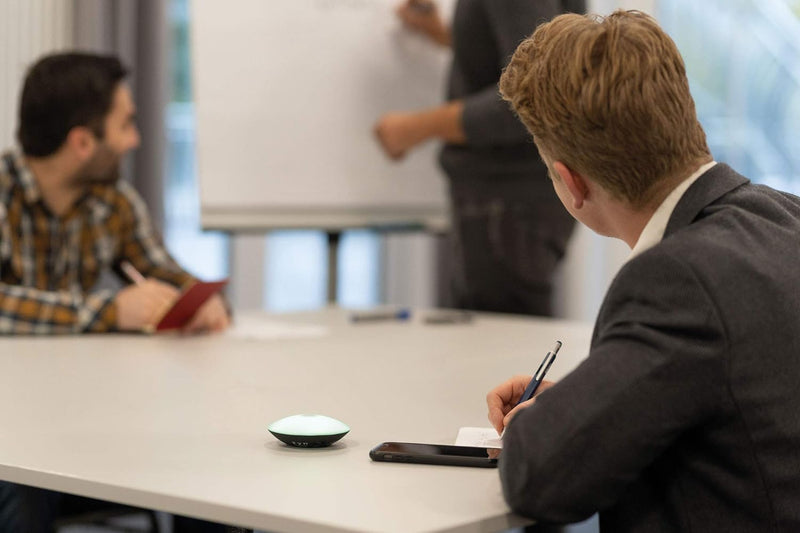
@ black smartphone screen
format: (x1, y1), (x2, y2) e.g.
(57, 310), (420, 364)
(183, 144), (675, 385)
(369, 442), (499, 468)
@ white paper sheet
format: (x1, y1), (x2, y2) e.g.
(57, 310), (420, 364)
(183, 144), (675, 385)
(455, 427), (503, 449)
(226, 317), (328, 341)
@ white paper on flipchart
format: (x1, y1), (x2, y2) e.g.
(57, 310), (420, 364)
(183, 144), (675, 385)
(226, 317), (329, 341)
(455, 427), (503, 449)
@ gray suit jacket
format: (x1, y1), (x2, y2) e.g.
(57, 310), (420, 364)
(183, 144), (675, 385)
(500, 164), (800, 532)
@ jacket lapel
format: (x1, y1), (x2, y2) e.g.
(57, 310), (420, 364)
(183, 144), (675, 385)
(664, 164), (749, 238)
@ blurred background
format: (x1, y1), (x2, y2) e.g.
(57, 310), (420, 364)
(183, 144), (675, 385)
(0, 0), (798, 319)
(1, 2), (797, 532)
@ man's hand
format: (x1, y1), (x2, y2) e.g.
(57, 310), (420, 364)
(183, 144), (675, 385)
(182, 294), (230, 334)
(115, 279), (179, 332)
(396, 0), (451, 47)
(487, 376), (556, 434)
(374, 111), (427, 160)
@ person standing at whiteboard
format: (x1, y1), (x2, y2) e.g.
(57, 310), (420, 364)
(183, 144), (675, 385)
(374, 0), (583, 316)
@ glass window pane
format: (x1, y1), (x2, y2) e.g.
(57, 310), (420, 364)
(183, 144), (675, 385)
(165, 0), (230, 281)
(660, 0), (800, 194)
(264, 231), (327, 311)
(338, 230), (381, 308)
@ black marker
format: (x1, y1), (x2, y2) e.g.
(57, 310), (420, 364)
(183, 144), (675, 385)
(515, 341), (562, 406)
(423, 311), (472, 325)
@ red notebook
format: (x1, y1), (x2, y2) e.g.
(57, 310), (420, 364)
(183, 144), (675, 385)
(155, 279), (229, 331)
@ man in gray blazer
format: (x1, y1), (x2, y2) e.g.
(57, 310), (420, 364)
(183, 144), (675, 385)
(487, 10), (800, 532)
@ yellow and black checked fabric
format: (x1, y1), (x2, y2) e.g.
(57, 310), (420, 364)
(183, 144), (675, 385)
(0, 150), (194, 334)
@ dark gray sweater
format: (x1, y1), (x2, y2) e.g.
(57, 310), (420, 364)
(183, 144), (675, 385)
(439, 0), (585, 180)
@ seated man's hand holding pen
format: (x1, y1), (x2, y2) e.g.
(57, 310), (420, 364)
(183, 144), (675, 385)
(115, 278), (179, 333)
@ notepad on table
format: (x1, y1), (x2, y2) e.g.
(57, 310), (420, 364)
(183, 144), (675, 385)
(225, 315), (329, 341)
(155, 279), (229, 331)
(455, 427), (503, 449)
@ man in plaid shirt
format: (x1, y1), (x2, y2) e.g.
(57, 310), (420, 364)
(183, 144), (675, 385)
(0, 52), (230, 335)
(0, 53), (232, 531)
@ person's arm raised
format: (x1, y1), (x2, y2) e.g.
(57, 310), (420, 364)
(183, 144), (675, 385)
(395, 0), (451, 47)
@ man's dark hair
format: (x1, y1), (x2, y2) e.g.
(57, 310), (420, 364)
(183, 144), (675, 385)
(17, 52), (128, 157)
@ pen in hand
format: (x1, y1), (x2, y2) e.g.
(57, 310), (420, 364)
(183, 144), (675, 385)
(515, 340), (562, 407)
(120, 261), (146, 285)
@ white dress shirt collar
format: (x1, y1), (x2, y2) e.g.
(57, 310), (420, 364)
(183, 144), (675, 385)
(629, 161), (717, 260)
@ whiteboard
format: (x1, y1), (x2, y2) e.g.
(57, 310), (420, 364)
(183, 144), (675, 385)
(190, 0), (455, 231)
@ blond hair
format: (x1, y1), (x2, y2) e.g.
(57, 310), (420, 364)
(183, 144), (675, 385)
(500, 10), (711, 207)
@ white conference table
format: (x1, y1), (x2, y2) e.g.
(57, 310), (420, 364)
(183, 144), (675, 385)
(0, 308), (593, 532)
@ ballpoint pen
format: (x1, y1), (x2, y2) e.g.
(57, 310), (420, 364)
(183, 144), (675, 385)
(120, 261), (146, 285)
(515, 340), (562, 406)
(119, 261), (157, 333)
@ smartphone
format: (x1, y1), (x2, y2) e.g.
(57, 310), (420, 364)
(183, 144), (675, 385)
(369, 442), (499, 468)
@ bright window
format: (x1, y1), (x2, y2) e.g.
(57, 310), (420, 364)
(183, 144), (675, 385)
(659, 0), (800, 193)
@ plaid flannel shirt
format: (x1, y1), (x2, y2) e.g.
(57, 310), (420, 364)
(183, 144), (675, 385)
(0, 150), (195, 334)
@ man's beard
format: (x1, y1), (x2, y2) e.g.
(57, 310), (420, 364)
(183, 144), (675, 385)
(74, 143), (122, 186)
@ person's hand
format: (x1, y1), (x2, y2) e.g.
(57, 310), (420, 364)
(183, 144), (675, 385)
(115, 279), (180, 332)
(374, 111), (427, 160)
(396, 1), (451, 46)
(487, 376), (556, 434)
(182, 294), (230, 334)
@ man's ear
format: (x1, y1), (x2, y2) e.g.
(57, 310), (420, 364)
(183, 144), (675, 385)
(553, 161), (589, 210)
(64, 126), (97, 161)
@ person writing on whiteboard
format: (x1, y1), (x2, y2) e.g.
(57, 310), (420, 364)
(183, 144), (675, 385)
(0, 52), (230, 335)
(374, 0), (583, 316)
(486, 11), (800, 530)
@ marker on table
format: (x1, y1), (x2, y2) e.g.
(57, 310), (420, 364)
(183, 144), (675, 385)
(515, 340), (562, 407)
(423, 311), (473, 325)
(350, 308), (411, 323)
(120, 261), (146, 285)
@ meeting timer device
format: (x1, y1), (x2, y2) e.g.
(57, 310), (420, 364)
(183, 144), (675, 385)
(268, 414), (350, 447)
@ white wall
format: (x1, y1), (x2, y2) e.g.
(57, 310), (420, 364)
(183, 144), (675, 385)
(0, 0), (74, 151)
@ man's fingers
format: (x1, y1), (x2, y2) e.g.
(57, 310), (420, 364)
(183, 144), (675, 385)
(183, 310), (208, 334)
(486, 380), (516, 434)
(488, 407), (505, 435)
(487, 375), (538, 434)
(502, 398), (536, 429)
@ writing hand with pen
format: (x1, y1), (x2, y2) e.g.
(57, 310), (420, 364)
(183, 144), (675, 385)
(117, 261), (230, 334)
(486, 341), (561, 435)
(116, 263), (179, 332)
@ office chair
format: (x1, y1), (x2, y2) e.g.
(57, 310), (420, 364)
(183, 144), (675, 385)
(54, 505), (161, 533)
